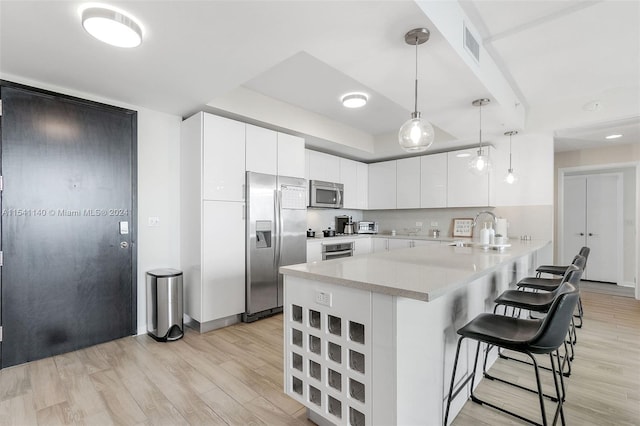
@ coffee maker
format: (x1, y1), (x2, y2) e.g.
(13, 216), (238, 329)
(335, 215), (354, 234)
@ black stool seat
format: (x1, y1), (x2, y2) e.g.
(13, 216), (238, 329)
(518, 276), (562, 291)
(494, 290), (556, 313)
(536, 264), (571, 276)
(457, 314), (546, 353)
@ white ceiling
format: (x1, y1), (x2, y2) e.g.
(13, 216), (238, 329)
(0, 1), (638, 161)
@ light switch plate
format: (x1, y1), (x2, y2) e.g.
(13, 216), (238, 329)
(148, 217), (160, 227)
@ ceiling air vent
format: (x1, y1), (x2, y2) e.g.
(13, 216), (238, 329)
(463, 23), (480, 64)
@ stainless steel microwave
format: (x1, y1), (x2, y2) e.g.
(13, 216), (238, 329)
(309, 180), (343, 208)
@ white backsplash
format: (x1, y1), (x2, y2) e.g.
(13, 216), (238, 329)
(362, 205), (553, 241)
(306, 208), (364, 233)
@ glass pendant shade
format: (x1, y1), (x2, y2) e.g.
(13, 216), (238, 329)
(504, 130), (518, 184)
(504, 169), (517, 184)
(398, 112), (434, 152)
(468, 148), (491, 176)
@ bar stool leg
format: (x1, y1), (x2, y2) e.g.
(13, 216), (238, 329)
(444, 337), (465, 426)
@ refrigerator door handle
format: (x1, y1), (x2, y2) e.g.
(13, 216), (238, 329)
(275, 188), (283, 269)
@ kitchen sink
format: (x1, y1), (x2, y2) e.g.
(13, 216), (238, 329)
(449, 241), (474, 247)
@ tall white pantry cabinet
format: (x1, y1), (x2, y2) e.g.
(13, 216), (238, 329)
(181, 112), (247, 331)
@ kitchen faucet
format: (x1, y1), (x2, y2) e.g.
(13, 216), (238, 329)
(473, 210), (497, 235)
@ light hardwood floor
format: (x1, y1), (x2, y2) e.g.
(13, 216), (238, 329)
(0, 290), (638, 425)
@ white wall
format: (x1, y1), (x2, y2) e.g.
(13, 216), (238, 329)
(1, 74), (183, 335)
(492, 132), (555, 206)
(135, 109), (182, 334)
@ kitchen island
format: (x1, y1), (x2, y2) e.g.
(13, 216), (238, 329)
(279, 239), (551, 426)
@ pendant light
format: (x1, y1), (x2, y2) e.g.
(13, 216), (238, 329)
(468, 98), (491, 176)
(504, 130), (518, 184)
(398, 28), (435, 153)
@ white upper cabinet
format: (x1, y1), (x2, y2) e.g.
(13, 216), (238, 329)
(246, 126), (305, 178)
(202, 113), (246, 202)
(368, 160), (397, 210)
(340, 158), (358, 209)
(447, 147), (493, 207)
(420, 153), (447, 208)
(356, 162), (369, 210)
(246, 124), (277, 175)
(308, 150), (340, 183)
(277, 133), (305, 178)
(396, 157), (421, 209)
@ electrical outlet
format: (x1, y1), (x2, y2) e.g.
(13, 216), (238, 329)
(415, 221), (423, 227)
(315, 291), (332, 307)
(431, 221), (438, 227)
(148, 216), (160, 227)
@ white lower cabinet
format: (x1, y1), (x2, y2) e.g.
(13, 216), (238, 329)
(354, 238), (372, 256)
(412, 239), (440, 247)
(307, 240), (323, 262)
(201, 201), (246, 322)
(388, 238), (411, 250)
(372, 238), (389, 252)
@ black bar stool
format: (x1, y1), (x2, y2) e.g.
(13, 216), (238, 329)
(519, 254), (587, 330)
(536, 246), (590, 277)
(443, 283), (580, 426)
(492, 265), (582, 380)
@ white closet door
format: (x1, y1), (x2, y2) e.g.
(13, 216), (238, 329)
(562, 176), (587, 266)
(562, 174), (622, 283)
(585, 174), (621, 283)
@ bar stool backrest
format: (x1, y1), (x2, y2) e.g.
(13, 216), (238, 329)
(553, 265), (583, 294)
(528, 282), (580, 353)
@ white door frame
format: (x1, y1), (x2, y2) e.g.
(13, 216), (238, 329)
(557, 161), (639, 300)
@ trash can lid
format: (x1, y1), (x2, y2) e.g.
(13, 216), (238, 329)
(147, 268), (182, 277)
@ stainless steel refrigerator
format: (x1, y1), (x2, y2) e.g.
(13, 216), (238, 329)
(244, 172), (307, 322)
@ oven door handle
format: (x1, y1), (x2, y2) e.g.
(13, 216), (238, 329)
(323, 249), (353, 257)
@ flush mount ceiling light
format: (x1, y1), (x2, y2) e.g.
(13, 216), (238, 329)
(605, 134), (622, 139)
(398, 28), (435, 153)
(341, 93), (368, 108)
(504, 130), (518, 184)
(80, 4), (143, 48)
(468, 98), (492, 176)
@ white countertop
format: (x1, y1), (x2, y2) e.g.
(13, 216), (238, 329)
(281, 239), (550, 302)
(307, 234), (455, 242)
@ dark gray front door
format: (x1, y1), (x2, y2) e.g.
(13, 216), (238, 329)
(0, 82), (137, 368)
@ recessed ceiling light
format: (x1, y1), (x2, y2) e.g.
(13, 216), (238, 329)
(341, 93), (368, 108)
(80, 4), (143, 48)
(582, 100), (603, 112)
(605, 134), (622, 140)
(456, 152), (471, 158)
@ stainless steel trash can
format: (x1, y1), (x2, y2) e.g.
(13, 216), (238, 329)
(146, 268), (184, 341)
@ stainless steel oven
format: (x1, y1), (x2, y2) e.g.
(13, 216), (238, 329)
(309, 180), (343, 208)
(322, 241), (354, 261)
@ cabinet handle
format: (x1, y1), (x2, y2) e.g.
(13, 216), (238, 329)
(578, 233), (584, 236)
